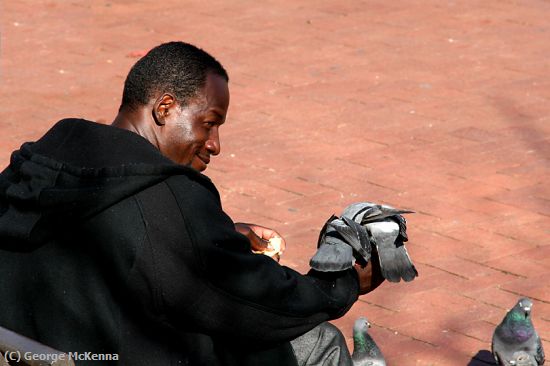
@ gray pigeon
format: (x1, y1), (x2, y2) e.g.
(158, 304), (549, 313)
(366, 220), (417, 282)
(310, 214), (372, 271)
(492, 298), (545, 366)
(332, 216), (372, 265)
(351, 317), (386, 366)
(310, 215), (355, 271)
(342, 202), (413, 224)
(310, 202), (418, 282)
(309, 235), (354, 272)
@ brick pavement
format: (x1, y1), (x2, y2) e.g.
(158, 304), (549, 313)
(1, 1), (549, 364)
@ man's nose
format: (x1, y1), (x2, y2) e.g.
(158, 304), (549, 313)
(205, 128), (221, 156)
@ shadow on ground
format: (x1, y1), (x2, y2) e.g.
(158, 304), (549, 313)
(468, 350), (497, 365)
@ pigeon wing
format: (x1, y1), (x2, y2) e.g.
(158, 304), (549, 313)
(391, 214), (409, 242)
(534, 333), (545, 365)
(311, 215), (359, 272)
(334, 217), (371, 265)
(316, 214), (339, 248)
(366, 221), (418, 282)
(310, 237), (354, 272)
(492, 331), (506, 366)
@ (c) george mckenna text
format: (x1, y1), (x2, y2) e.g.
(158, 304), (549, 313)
(3, 350), (119, 363)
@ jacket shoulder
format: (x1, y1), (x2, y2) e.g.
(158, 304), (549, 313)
(164, 174), (222, 207)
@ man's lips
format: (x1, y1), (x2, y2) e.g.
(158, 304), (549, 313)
(198, 155), (210, 165)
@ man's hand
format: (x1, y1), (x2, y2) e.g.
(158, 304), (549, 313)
(354, 254), (385, 295)
(234, 223), (286, 261)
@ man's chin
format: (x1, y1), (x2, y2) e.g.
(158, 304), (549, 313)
(190, 160), (207, 172)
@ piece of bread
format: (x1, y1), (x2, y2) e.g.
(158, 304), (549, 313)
(253, 237), (283, 258)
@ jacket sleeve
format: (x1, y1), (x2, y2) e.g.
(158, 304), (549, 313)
(130, 174), (359, 343)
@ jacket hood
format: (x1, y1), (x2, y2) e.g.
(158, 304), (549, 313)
(0, 118), (211, 251)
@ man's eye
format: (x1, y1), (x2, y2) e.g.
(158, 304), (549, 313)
(205, 122), (216, 128)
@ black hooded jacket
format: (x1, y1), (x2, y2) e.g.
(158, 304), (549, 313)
(0, 119), (359, 365)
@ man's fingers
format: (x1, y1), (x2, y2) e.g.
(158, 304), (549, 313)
(250, 235), (271, 252)
(234, 222), (286, 256)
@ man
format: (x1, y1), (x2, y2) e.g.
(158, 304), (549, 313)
(0, 42), (383, 365)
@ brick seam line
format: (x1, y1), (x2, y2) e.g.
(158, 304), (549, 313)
(356, 299), (399, 314)
(369, 323), (439, 348)
(497, 287), (550, 305)
(456, 256), (527, 279)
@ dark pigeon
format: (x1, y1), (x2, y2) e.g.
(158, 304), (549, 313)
(310, 215), (354, 271)
(333, 216), (371, 265)
(492, 298), (545, 366)
(310, 202), (418, 282)
(309, 235), (354, 272)
(351, 317), (386, 366)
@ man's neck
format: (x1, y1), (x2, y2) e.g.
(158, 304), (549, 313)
(112, 106), (160, 150)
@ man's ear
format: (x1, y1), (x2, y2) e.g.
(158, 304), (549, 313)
(152, 93), (176, 126)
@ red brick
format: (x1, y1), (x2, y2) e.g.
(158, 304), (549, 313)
(484, 255), (549, 280)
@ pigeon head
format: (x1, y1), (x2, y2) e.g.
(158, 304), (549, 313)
(512, 298), (533, 320)
(353, 317), (371, 334)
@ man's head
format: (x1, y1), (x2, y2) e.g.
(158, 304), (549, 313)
(117, 41), (230, 172)
(121, 41), (228, 111)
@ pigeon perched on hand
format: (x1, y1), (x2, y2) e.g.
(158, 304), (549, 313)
(310, 202), (418, 282)
(492, 298), (545, 366)
(309, 215), (355, 272)
(351, 317), (386, 366)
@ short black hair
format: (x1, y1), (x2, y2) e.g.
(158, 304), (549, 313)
(120, 41), (228, 110)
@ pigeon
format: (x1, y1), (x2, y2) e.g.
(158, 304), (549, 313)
(310, 202), (418, 282)
(365, 220), (417, 282)
(310, 215), (371, 271)
(333, 216), (372, 265)
(492, 298), (545, 366)
(351, 317), (386, 366)
(309, 235), (354, 272)
(310, 215), (355, 271)
(342, 202), (413, 224)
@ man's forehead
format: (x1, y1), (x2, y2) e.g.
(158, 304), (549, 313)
(204, 74), (229, 112)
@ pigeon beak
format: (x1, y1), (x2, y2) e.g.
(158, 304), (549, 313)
(523, 307), (531, 317)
